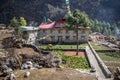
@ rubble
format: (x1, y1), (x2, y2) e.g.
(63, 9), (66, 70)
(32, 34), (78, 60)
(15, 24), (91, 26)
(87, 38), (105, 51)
(0, 36), (62, 79)
(0, 64), (13, 77)
(4, 73), (16, 80)
(0, 46), (61, 77)
(24, 71), (30, 78)
(114, 67), (120, 80)
(0, 51), (8, 59)
(21, 61), (33, 70)
(32, 51), (61, 68)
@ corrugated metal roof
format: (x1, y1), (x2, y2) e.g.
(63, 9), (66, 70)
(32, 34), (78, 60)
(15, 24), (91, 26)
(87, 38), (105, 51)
(19, 26), (39, 31)
(39, 22), (55, 29)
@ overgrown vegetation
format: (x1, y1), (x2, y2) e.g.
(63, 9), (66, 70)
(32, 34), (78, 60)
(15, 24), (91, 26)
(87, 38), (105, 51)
(90, 19), (120, 36)
(10, 16), (27, 35)
(98, 52), (120, 61)
(52, 50), (89, 69)
(11, 16), (27, 28)
(98, 51), (120, 76)
(90, 42), (109, 50)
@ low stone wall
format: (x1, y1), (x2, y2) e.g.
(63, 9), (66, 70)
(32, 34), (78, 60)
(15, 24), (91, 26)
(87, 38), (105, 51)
(96, 50), (115, 52)
(88, 42), (112, 78)
(85, 46), (94, 68)
(40, 48), (85, 51)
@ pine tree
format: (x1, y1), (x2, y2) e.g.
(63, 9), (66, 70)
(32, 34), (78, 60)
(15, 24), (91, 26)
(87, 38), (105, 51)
(65, 9), (91, 55)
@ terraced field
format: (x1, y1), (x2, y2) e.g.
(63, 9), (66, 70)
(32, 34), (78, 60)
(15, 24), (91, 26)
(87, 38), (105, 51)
(53, 50), (89, 69)
(98, 52), (120, 74)
(90, 42), (110, 50)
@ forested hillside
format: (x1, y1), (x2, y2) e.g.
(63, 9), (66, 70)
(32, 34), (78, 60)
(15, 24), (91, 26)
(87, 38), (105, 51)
(0, 0), (120, 24)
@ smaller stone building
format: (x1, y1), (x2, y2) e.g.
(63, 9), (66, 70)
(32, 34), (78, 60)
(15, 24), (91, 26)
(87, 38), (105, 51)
(19, 26), (39, 44)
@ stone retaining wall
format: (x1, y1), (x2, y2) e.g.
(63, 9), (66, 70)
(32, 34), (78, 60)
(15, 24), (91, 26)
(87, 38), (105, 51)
(85, 46), (94, 68)
(88, 42), (112, 78)
(41, 48), (85, 51)
(96, 50), (115, 52)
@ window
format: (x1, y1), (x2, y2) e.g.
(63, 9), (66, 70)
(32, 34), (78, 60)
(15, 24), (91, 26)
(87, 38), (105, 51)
(58, 29), (62, 33)
(50, 29), (53, 33)
(81, 30), (85, 33)
(43, 30), (46, 33)
(81, 36), (85, 40)
(23, 31), (28, 39)
(23, 31), (27, 34)
(51, 36), (55, 40)
(73, 36), (77, 40)
(58, 36), (62, 42)
(66, 36), (70, 40)
(66, 30), (69, 33)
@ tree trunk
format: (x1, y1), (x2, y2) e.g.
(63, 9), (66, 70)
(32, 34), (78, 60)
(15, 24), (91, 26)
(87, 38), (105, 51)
(76, 25), (79, 55)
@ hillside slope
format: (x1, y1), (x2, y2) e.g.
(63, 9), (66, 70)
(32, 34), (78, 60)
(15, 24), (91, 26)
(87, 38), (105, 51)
(0, 0), (120, 24)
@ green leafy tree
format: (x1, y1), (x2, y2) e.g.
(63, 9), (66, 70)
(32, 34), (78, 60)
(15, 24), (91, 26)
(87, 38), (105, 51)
(65, 9), (91, 55)
(20, 17), (27, 26)
(10, 17), (19, 28)
(10, 17), (20, 35)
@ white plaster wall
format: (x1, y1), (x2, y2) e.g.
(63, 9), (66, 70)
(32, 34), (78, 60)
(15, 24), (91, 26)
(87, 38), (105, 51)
(39, 28), (89, 43)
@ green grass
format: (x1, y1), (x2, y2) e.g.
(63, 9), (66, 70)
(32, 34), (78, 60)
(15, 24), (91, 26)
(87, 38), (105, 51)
(53, 50), (89, 69)
(61, 55), (89, 69)
(0, 49), (6, 53)
(38, 43), (88, 49)
(90, 42), (110, 50)
(98, 52), (120, 61)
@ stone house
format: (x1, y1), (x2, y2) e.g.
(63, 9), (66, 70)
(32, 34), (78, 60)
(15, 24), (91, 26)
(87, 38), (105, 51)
(19, 26), (39, 44)
(38, 19), (90, 43)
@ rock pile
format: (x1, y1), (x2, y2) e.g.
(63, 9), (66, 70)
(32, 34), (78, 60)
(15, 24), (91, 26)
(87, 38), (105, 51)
(20, 51), (62, 69)
(0, 44), (62, 79)
(33, 51), (61, 68)
(114, 67), (120, 80)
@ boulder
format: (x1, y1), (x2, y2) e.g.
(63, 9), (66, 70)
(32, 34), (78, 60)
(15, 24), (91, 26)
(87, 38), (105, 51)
(4, 73), (16, 80)
(21, 61), (33, 70)
(32, 51), (61, 68)
(24, 71), (30, 78)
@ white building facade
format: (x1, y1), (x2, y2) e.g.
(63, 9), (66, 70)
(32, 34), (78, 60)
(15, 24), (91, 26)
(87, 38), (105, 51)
(19, 26), (39, 44)
(38, 19), (90, 43)
(39, 28), (89, 43)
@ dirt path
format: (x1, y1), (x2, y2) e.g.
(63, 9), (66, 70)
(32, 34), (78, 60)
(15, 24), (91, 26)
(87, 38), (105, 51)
(14, 68), (97, 80)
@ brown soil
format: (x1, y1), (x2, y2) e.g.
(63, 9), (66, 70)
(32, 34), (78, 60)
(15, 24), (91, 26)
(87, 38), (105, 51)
(64, 51), (85, 58)
(0, 33), (12, 41)
(0, 29), (13, 41)
(14, 68), (97, 80)
(14, 47), (40, 57)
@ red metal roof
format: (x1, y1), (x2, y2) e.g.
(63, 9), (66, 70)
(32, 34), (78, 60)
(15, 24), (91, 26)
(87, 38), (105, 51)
(56, 19), (66, 23)
(39, 21), (55, 29)
(39, 19), (66, 29)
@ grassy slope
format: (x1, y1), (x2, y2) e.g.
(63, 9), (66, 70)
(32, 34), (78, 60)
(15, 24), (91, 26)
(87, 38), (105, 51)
(98, 52), (120, 61)
(90, 42), (110, 50)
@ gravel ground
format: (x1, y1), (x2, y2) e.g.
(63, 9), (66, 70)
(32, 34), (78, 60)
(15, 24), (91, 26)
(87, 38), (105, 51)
(13, 68), (97, 80)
